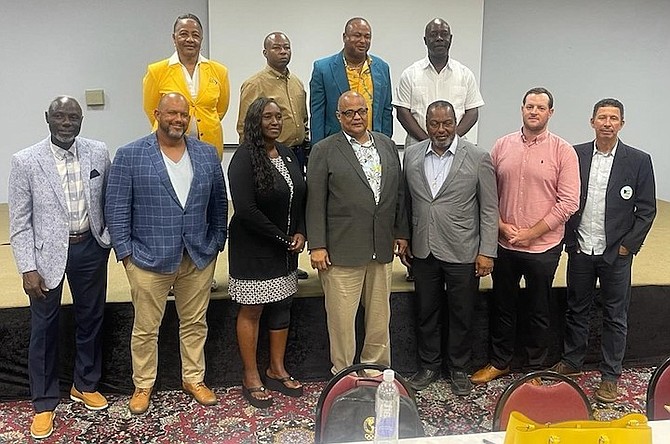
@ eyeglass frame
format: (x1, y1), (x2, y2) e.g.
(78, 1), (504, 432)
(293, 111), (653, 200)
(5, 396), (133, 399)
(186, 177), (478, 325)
(337, 107), (369, 119)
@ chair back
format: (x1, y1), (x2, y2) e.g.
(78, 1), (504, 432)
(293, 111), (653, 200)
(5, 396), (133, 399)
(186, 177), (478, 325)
(314, 363), (417, 443)
(493, 370), (593, 431)
(646, 355), (670, 420)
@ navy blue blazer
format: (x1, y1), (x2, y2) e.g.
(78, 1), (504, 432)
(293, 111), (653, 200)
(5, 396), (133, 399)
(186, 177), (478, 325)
(309, 51), (393, 144)
(565, 141), (656, 264)
(105, 134), (228, 273)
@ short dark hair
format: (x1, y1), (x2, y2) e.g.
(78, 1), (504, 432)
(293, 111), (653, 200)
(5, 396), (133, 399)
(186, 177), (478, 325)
(173, 13), (202, 33)
(344, 17), (368, 34)
(426, 100), (455, 118)
(592, 98), (624, 119)
(523, 87), (554, 109)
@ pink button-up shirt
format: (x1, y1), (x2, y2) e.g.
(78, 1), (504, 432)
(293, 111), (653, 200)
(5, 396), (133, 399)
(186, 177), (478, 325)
(491, 129), (580, 253)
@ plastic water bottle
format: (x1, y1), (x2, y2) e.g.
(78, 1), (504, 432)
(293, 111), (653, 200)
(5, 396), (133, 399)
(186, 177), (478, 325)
(374, 369), (400, 443)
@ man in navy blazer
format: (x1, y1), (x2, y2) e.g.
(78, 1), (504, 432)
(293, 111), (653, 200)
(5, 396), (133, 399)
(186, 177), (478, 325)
(549, 98), (656, 403)
(106, 93), (227, 414)
(309, 17), (393, 145)
(9, 96), (111, 439)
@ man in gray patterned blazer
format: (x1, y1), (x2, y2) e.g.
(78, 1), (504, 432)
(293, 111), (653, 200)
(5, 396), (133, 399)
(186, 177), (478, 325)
(9, 96), (111, 439)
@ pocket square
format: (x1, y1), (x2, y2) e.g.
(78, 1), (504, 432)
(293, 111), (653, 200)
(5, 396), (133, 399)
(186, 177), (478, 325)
(90, 169), (100, 179)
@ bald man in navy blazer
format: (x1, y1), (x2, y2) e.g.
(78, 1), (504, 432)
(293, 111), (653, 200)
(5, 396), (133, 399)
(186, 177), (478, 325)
(309, 17), (393, 145)
(549, 98), (656, 403)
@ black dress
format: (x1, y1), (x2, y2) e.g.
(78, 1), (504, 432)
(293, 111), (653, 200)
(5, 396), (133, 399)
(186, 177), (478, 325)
(227, 144), (306, 304)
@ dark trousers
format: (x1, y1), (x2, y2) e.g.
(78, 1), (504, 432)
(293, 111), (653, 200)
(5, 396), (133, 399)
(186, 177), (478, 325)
(29, 235), (109, 412)
(413, 254), (478, 372)
(490, 244), (561, 370)
(563, 251), (632, 381)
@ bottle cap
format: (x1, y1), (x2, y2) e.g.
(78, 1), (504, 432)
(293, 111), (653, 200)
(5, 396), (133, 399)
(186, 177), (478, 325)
(382, 369), (395, 382)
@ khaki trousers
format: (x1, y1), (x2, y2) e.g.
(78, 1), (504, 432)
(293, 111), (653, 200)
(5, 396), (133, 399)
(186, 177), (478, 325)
(319, 261), (393, 374)
(125, 255), (216, 388)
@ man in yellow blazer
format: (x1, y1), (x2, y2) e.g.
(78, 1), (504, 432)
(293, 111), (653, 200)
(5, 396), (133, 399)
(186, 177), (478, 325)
(143, 13), (230, 159)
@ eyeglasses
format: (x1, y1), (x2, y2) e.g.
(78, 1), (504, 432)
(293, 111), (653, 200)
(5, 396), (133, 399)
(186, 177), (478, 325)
(338, 108), (368, 119)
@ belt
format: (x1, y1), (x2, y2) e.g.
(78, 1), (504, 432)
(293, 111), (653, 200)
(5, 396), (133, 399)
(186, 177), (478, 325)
(69, 231), (91, 245)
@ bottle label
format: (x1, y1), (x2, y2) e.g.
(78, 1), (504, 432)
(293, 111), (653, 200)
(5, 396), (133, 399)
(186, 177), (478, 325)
(375, 416), (397, 438)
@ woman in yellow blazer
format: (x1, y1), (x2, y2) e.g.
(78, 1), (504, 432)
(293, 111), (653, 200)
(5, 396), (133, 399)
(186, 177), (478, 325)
(143, 13), (230, 159)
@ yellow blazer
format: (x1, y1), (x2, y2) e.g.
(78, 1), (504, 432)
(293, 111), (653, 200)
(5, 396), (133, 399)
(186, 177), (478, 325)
(143, 57), (230, 158)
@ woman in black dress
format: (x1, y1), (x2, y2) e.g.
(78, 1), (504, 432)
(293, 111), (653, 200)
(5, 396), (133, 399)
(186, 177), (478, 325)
(227, 97), (306, 408)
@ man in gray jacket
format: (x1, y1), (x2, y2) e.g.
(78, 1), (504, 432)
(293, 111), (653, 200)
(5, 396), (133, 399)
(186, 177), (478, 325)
(402, 100), (497, 395)
(9, 96), (111, 439)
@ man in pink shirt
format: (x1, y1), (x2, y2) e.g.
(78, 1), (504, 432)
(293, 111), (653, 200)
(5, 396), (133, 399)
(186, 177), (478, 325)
(471, 87), (580, 384)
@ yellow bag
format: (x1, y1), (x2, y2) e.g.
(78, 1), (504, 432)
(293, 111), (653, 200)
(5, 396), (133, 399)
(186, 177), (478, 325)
(504, 411), (651, 444)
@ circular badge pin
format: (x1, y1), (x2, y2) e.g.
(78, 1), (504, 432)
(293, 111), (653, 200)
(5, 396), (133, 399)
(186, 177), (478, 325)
(620, 185), (633, 200)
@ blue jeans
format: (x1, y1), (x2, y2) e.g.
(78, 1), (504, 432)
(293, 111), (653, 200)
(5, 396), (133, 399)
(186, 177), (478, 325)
(563, 251), (632, 381)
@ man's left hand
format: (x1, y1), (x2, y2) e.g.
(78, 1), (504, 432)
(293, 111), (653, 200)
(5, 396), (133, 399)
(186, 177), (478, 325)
(619, 245), (630, 256)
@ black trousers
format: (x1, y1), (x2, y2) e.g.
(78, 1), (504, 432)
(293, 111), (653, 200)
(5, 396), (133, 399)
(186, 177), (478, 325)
(489, 244), (561, 370)
(28, 235), (109, 412)
(563, 251), (632, 380)
(412, 254), (478, 372)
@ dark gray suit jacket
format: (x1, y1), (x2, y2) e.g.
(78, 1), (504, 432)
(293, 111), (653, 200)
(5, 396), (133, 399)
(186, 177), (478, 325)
(306, 131), (409, 266)
(565, 141), (656, 264)
(403, 138), (498, 263)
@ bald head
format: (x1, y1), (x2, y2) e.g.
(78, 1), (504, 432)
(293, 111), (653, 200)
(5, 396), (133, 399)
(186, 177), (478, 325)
(158, 92), (188, 111)
(155, 92), (190, 142)
(46, 96), (83, 149)
(337, 91), (368, 139)
(263, 32), (291, 72)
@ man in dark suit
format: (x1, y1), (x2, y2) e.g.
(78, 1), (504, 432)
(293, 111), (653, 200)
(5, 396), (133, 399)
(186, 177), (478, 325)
(402, 101), (498, 395)
(549, 98), (656, 403)
(309, 17), (393, 145)
(306, 91), (408, 374)
(9, 96), (111, 439)
(106, 92), (228, 414)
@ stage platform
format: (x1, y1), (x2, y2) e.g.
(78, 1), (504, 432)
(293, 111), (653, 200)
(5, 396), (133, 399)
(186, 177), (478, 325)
(1, 202), (670, 400)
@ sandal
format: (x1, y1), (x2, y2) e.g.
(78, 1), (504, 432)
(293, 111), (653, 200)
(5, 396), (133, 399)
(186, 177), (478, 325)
(263, 371), (304, 397)
(241, 385), (273, 408)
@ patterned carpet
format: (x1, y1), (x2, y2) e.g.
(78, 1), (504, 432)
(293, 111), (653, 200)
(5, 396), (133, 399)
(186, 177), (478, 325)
(0, 368), (652, 443)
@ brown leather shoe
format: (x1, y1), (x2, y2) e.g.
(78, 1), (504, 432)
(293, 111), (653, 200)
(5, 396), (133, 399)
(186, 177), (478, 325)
(30, 411), (55, 439)
(548, 361), (581, 376)
(526, 377), (542, 386)
(70, 386), (108, 410)
(129, 386), (153, 414)
(470, 363), (510, 384)
(183, 381), (217, 406)
(595, 380), (618, 403)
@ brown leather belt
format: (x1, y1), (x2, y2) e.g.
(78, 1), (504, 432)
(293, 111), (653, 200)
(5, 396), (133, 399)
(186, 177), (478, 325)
(69, 231), (91, 245)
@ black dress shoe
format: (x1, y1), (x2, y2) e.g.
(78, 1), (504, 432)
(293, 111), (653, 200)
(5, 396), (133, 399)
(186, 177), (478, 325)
(450, 370), (473, 396)
(297, 268), (309, 280)
(408, 368), (439, 391)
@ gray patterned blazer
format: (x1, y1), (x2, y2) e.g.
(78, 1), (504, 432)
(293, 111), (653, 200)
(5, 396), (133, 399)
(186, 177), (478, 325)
(9, 137), (111, 289)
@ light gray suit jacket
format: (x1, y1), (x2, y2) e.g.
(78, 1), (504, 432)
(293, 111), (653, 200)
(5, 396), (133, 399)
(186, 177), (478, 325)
(403, 138), (498, 263)
(306, 131), (409, 266)
(9, 137), (111, 289)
